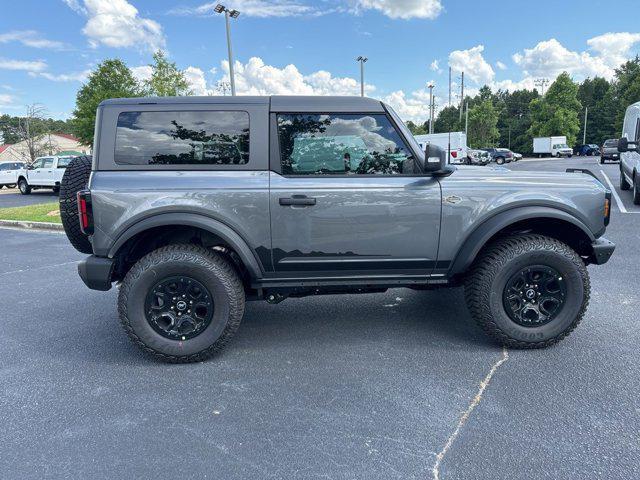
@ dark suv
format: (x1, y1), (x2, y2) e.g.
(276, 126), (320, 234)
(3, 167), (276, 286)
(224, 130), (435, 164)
(601, 139), (620, 163)
(483, 148), (513, 165)
(59, 96), (615, 362)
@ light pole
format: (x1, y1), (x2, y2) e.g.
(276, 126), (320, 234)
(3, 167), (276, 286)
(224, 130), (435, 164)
(534, 78), (549, 96)
(214, 4), (240, 96)
(356, 56), (367, 97)
(583, 106), (588, 145)
(427, 83), (435, 134)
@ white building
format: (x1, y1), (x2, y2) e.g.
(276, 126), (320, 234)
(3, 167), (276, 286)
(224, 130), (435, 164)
(0, 133), (90, 163)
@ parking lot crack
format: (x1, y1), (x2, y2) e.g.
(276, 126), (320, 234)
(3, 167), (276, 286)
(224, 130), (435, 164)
(431, 347), (509, 480)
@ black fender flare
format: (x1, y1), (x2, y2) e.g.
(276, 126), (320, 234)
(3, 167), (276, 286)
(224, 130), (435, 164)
(448, 206), (596, 276)
(107, 212), (264, 279)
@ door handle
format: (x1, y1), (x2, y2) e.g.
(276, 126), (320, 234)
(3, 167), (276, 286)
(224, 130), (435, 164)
(279, 195), (316, 206)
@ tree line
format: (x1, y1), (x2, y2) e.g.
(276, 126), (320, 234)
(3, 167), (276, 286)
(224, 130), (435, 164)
(406, 57), (640, 153)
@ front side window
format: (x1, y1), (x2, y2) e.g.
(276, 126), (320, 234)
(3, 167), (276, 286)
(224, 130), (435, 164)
(277, 114), (417, 175)
(32, 159), (44, 169)
(57, 157), (72, 168)
(42, 158), (54, 168)
(115, 111), (249, 166)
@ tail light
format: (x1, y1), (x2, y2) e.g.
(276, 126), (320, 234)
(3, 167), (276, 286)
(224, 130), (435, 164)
(77, 190), (94, 235)
(450, 151), (457, 158)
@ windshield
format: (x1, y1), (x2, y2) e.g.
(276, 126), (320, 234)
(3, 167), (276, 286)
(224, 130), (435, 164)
(553, 144), (569, 149)
(604, 140), (617, 146)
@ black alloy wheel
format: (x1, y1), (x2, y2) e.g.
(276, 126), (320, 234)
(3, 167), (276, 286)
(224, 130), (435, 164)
(502, 265), (567, 327)
(145, 275), (214, 341)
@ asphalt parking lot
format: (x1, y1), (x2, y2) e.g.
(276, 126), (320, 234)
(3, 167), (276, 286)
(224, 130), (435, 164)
(0, 187), (58, 207)
(0, 156), (638, 479)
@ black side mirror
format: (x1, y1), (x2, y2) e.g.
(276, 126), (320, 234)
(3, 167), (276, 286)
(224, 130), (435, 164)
(422, 144), (447, 172)
(618, 137), (638, 153)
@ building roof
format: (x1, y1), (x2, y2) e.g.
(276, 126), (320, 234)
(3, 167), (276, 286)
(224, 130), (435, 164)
(0, 145), (9, 154)
(52, 132), (82, 142)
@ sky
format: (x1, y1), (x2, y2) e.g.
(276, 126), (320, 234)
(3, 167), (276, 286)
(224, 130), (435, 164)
(1, 0), (640, 124)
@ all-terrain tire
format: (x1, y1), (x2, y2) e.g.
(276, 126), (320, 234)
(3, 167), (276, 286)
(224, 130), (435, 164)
(59, 155), (92, 254)
(118, 244), (246, 363)
(633, 174), (640, 205)
(464, 234), (590, 348)
(620, 167), (631, 190)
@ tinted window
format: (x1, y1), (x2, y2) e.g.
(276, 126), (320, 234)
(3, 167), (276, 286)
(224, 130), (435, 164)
(604, 139), (617, 146)
(115, 111), (249, 166)
(32, 159), (44, 169)
(42, 158), (54, 168)
(277, 114), (416, 175)
(0, 164), (8, 171)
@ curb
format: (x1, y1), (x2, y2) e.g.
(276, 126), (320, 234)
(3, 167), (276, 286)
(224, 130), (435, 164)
(0, 219), (64, 232)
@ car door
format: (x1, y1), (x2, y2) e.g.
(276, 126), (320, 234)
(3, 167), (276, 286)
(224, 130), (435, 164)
(29, 158), (45, 185)
(0, 163), (10, 185)
(39, 157), (55, 186)
(269, 112), (442, 278)
(621, 115), (640, 181)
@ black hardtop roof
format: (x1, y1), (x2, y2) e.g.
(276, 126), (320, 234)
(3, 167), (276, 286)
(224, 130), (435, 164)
(99, 95), (385, 112)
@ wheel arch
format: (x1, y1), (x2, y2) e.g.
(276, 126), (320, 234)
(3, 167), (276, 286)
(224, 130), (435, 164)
(449, 206), (596, 276)
(108, 213), (265, 282)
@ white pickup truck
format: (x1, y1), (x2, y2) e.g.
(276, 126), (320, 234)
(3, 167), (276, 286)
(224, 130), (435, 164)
(0, 161), (26, 188)
(17, 155), (74, 195)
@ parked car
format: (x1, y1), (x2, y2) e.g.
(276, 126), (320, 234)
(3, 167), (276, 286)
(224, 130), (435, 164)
(574, 144), (600, 156)
(465, 149), (491, 165)
(533, 136), (573, 157)
(600, 139), (620, 164)
(59, 95), (614, 363)
(483, 148), (513, 165)
(618, 101), (640, 204)
(16, 155), (74, 195)
(0, 161), (26, 188)
(512, 152), (523, 161)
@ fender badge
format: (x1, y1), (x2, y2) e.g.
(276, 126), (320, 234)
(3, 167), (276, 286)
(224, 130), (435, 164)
(444, 195), (463, 204)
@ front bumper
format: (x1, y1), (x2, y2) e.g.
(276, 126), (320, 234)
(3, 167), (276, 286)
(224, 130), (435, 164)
(589, 237), (615, 265)
(78, 255), (115, 291)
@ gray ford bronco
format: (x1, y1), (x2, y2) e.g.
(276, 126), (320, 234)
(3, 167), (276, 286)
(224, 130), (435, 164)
(59, 96), (615, 363)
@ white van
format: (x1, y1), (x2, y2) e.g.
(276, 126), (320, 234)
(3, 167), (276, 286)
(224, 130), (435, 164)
(414, 132), (467, 164)
(618, 100), (640, 204)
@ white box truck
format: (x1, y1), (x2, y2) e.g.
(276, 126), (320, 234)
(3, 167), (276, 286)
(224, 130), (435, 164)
(415, 132), (468, 164)
(533, 136), (573, 158)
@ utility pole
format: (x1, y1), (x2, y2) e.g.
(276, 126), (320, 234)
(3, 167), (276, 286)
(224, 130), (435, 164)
(428, 83), (435, 134)
(459, 71), (464, 122)
(356, 56), (368, 97)
(534, 78), (549, 96)
(214, 4), (240, 96)
(464, 101), (469, 134)
(583, 106), (588, 144)
(448, 66), (451, 107)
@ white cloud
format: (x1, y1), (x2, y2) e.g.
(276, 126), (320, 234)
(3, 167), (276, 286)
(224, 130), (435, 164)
(0, 93), (16, 106)
(131, 65), (153, 83)
(587, 32), (640, 68)
(184, 66), (212, 95)
(382, 89), (430, 122)
(353, 0), (443, 19)
(32, 70), (91, 82)
(65, 0), (165, 51)
(217, 56), (374, 96)
(491, 77), (536, 92)
(449, 45), (495, 85)
(430, 59), (442, 73)
(0, 30), (65, 49)
(0, 58), (47, 72)
(169, 0), (324, 18)
(496, 61), (507, 70)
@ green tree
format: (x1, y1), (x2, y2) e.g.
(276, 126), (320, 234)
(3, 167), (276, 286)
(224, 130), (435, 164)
(496, 89), (539, 153)
(528, 72), (582, 146)
(434, 105), (462, 133)
(144, 51), (191, 97)
(405, 120), (426, 135)
(577, 77), (611, 144)
(612, 56), (640, 133)
(467, 99), (500, 148)
(71, 59), (141, 145)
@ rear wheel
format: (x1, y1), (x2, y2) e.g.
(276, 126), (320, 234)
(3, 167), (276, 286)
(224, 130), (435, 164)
(633, 174), (640, 205)
(18, 178), (31, 195)
(620, 167), (631, 190)
(59, 155), (92, 254)
(464, 234), (589, 348)
(118, 245), (245, 363)
(496, 157), (505, 165)
(7, 183), (16, 189)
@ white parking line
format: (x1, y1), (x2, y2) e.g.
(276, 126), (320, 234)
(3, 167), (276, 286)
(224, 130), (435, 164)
(599, 169), (635, 214)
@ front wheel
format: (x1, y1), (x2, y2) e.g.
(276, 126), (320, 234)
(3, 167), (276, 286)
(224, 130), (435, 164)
(464, 234), (590, 348)
(118, 245), (245, 363)
(633, 174), (640, 205)
(496, 157), (505, 165)
(18, 178), (31, 195)
(620, 168), (631, 190)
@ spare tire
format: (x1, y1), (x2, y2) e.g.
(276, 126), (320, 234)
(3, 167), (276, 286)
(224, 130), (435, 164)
(60, 155), (93, 254)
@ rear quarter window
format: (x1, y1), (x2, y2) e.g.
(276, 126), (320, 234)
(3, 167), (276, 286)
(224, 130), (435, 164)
(114, 110), (249, 166)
